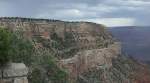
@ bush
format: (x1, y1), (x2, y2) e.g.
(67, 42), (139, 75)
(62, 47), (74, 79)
(28, 68), (44, 83)
(9, 32), (33, 66)
(44, 55), (68, 83)
(0, 28), (11, 66)
(30, 49), (68, 83)
(0, 27), (33, 66)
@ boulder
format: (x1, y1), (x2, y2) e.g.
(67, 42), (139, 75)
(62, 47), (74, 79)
(0, 63), (28, 83)
(3, 63), (28, 78)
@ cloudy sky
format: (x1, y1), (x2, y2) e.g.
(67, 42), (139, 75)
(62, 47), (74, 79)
(0, 0), (150, 27)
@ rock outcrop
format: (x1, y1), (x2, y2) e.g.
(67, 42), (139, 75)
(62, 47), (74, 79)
(0, 63), (28, 83)
(59, 42), (121, 80)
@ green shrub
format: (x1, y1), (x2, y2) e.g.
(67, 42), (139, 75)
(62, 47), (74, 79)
(45, 56), (68, 83)
(31, 49), (68, 83)
(50, 32), (64, 50)
(0, 27), (33, 66)
(0, 28), (11, 66)
(28, 68), (44, 83)
(9, 32), (33, 66)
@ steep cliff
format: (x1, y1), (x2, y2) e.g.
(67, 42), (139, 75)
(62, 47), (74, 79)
(0, 17), (150, 83)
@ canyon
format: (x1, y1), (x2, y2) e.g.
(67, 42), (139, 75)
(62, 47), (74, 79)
(0, 17), (150, 83)
(110, 26), (150, 62)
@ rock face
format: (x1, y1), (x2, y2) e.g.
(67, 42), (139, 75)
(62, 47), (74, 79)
(0, 63), (28, 83)
(60, 42), (121, 80)
(0, 17), (114, 59)
(0, 17), (150, 83)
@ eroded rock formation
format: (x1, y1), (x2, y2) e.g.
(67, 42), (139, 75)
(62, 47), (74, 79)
(59, 42), (121, 80)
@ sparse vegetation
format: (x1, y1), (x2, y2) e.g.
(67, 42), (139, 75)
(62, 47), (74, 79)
(28, 68), (44, 83)
(47, 58), (68, 82)
(51, 32), (64, 50)
(29, 49), (68, 83)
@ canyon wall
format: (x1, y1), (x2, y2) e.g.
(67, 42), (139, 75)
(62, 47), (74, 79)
(0, 17), (122, 83)
(0, 17), (149, 83)
(60, 42), (121, 80)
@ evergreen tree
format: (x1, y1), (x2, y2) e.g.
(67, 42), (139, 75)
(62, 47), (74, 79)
(0, 28), (11, 66)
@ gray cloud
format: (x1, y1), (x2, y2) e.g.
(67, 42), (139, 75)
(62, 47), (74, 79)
(0, 0), (150, 26)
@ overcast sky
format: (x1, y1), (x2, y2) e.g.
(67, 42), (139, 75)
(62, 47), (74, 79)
(0, 0), (150, 27)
